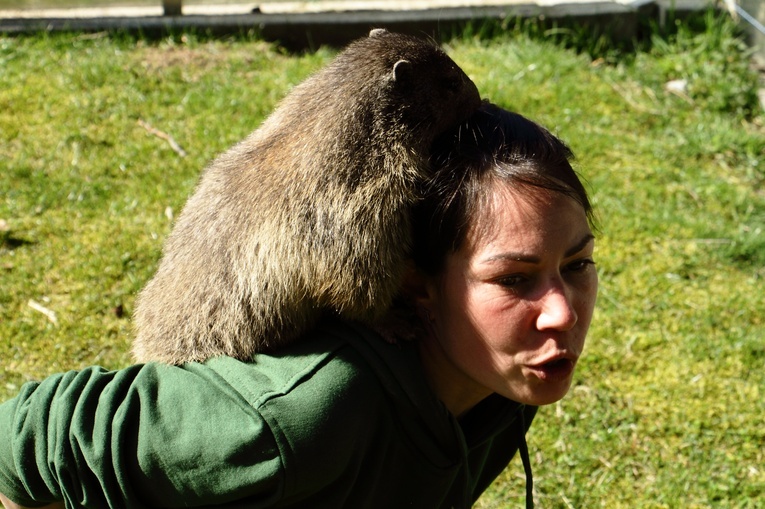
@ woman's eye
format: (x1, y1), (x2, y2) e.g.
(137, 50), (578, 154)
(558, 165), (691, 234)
(565, 259), (596, 272)
(496, 275), (527, 287)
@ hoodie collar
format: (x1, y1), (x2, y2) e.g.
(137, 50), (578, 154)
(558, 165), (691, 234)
(321, 319), (526, 463)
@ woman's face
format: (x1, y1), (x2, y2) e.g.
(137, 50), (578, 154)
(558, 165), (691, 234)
(417, 181), (598, 413)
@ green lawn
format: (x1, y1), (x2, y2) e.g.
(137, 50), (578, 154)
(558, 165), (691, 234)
(1, 0), (154, 10)
(1, 11), (764, 508)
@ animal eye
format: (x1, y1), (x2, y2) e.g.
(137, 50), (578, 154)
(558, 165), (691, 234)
(444, 77), (461, 92)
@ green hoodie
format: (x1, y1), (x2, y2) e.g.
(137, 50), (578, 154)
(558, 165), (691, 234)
(0, 320), (536, 508)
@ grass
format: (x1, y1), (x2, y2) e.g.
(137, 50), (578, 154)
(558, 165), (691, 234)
(1, 10), (764, 508)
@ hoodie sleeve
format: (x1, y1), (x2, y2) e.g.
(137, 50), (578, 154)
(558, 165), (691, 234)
(0, 364), (284, 508)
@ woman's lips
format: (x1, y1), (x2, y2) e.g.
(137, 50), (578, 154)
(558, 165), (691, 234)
(526, 358), (576, 382)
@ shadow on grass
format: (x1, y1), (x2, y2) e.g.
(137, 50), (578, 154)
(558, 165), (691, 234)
(1, 232), (34, 251)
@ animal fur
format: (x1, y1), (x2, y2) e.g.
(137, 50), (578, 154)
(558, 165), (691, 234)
(132, 29), (481, 364)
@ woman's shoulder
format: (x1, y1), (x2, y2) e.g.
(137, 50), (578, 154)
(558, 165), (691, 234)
(196, 322), (407, 493)
(195, 320), (390, 407)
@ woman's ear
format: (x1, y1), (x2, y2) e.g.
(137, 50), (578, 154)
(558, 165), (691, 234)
(400, 260), (435, 307)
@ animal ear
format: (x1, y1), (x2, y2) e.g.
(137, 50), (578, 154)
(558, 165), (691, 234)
(391, 59), (412, 83)
(369, 28), (388, 38)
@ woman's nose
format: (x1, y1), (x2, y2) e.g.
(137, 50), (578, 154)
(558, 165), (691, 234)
(535, 280), (578, 332)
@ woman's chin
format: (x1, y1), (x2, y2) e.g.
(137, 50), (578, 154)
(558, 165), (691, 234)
(511, 367), (576, 406)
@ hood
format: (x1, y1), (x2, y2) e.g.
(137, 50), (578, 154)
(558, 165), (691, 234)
(319, 319), (527, 469)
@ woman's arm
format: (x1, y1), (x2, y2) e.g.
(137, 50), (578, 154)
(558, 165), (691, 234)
(0, 492), (64, 509)
(0, 362), (285, 508)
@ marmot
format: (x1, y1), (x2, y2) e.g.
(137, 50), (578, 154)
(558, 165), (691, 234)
(132, 29), (481, 364)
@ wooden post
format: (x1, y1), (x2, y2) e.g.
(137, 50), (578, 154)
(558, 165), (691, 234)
(163, 0), (182, 16)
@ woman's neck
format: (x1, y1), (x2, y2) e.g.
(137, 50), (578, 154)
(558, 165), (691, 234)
(416, 331), (493, 419)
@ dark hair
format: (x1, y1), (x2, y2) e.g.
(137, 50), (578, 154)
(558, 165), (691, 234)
(411, 102), (593, 275)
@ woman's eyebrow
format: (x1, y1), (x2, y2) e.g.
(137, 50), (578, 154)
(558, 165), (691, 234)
(565, 233), (596, 257)
(483, 233), (595, 265)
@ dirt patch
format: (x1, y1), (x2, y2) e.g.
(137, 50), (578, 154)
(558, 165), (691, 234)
(131, 40), (275, 80)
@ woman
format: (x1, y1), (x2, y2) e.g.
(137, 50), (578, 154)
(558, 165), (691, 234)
(0, 103), (597, 509)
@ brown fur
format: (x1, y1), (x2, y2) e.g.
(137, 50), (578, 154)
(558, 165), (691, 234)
(132, 29), (481, 364)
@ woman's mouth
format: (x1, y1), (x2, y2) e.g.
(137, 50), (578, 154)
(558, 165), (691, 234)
(526, 358), (576, 382)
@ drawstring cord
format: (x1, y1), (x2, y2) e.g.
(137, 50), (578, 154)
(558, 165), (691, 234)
(519, 408), (534, 509)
